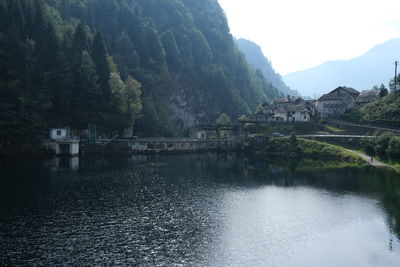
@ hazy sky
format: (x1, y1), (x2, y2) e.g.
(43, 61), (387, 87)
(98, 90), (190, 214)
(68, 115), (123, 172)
(218, 0), (400, 75)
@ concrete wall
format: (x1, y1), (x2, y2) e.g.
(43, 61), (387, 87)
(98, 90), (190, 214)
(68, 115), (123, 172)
(70, 142), (80, 155)
(43, 140), (79, 156)
(273, 111), (310, 122)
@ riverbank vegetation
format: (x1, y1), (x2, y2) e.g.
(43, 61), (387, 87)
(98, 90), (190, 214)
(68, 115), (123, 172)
(361, 133), (400, 168)
(254, 135), (365, 164)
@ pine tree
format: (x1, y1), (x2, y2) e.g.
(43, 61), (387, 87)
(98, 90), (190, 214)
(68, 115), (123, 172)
(145, 26), (168, 75)
(92, 31), (111, 101)
(161, 30), (182, 72)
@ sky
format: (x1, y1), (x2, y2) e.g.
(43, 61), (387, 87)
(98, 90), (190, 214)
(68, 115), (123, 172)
(218, 0), (400, 75)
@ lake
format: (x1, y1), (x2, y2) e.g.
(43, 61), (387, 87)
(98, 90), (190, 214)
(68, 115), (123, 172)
(1, 154), (400, 266)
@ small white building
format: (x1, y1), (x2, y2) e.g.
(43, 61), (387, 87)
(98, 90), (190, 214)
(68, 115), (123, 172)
(196, 130), (207, 140)
(43, 127), (80, 156)
(49, 128), (68, 140)
(273, 106), (311, 122)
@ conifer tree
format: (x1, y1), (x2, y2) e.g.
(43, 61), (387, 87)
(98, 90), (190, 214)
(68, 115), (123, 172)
(92, 31), (112, 101)
(161, 30), (182, 72)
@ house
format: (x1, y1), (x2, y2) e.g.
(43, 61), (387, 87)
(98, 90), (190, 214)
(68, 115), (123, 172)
(250, 96), (313, 123)
(355, 89), (381, 106)
(273, 96), (304, 109)
(273, 105), (311, 122)
(43, 127), (80, 156)
(316, 86), (360, 118)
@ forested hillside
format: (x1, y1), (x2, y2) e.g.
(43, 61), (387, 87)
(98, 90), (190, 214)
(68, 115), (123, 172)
(0, 0), (281, 154)
(236, 38), (298, 97)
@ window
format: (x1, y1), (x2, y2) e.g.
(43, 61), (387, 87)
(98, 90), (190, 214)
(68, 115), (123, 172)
(57, 130), (62, 136)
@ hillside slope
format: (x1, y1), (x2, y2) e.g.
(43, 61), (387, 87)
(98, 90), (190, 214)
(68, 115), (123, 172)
(283, 39), (400, 97)
(236, 38), (298, 96)
(0, 0), (281, 153)
(345, 92), (400, 123)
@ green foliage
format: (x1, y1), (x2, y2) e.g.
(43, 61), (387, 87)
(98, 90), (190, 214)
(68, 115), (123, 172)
(264, 137), (363, 163)
(216, 113), (231, 125)
(389, 74), (400, 92)
(341, 91), (400, 123)
(264, 135), (363, 164)
(340, 108), (363, 122)
(0, 0), (286, 154)
(362, 133), (400, 161)
(359, 92), (400, 122)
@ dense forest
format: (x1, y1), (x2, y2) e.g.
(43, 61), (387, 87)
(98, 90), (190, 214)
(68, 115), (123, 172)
(0, 0), (283, 154)
(236, 38), (298, 97)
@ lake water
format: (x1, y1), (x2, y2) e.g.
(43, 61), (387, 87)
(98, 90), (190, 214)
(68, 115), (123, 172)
(1, 154), (400, 266)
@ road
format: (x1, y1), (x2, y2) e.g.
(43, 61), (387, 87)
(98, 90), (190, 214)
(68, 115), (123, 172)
(330, 120), (400, 133)
(298, 134), (374, 138)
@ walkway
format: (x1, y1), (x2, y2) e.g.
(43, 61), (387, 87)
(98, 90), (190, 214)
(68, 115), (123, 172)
(298, 134), (374, 138)
(348, 150), (389, 167)
(330, 120), (400, 133)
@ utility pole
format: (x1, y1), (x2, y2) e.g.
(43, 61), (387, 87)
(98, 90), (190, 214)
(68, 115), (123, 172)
(395, 61), (398, 91)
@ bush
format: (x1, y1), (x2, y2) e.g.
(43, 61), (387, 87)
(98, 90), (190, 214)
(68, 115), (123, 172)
(387, 136), (400, 159)
(362, 133), (400, 161)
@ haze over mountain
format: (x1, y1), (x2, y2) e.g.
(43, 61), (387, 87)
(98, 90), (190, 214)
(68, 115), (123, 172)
(236, 38), (298, 97)
(283, 38), (400, 98)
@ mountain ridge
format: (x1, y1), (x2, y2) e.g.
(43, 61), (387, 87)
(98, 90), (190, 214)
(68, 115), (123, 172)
(236, 38), (298, 97)
(283, 38), (400, 97)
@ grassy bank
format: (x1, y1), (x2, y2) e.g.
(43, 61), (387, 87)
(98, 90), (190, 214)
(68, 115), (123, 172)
(253, 136), (365, 165)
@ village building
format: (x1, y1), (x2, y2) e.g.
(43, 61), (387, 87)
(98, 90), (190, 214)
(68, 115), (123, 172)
(250, 96), (313, 122)
(355, 89), (382, 107)
(316, 86), (360, 118)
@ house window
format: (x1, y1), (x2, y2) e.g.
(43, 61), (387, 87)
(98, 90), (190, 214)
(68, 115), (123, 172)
(304, 116), (307, 119)
(57, 130), (62, 136)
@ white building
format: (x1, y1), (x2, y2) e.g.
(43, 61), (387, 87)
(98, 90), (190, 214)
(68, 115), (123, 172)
(43, 127), (80, 156)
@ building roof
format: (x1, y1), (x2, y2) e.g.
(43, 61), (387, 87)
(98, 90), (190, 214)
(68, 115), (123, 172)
(332, 86), (360, 95)
(356, 89), (380, 103)
(274, 96), (303, 104)
(318, 93), (346, 101)
(318, 86), (360, 102)
(275, 105), (309, 113)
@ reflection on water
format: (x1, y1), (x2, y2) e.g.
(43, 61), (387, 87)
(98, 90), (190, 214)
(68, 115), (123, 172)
(0, 154), (400, 266)
(44, 157), (80, 171)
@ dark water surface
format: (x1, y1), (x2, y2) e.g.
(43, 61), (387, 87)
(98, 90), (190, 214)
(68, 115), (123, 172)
(1, 154), (400, 266)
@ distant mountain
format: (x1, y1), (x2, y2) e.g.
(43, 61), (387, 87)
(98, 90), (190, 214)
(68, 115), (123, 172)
(283, 38), (400, 98)
(236, 38), (298, 97)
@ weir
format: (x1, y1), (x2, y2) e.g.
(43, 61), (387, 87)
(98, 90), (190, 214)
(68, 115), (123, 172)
(99, 138), (244, 154)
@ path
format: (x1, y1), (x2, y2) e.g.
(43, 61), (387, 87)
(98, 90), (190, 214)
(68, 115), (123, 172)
(348, 150), (389, 167)
(330, 120), (400, 133)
